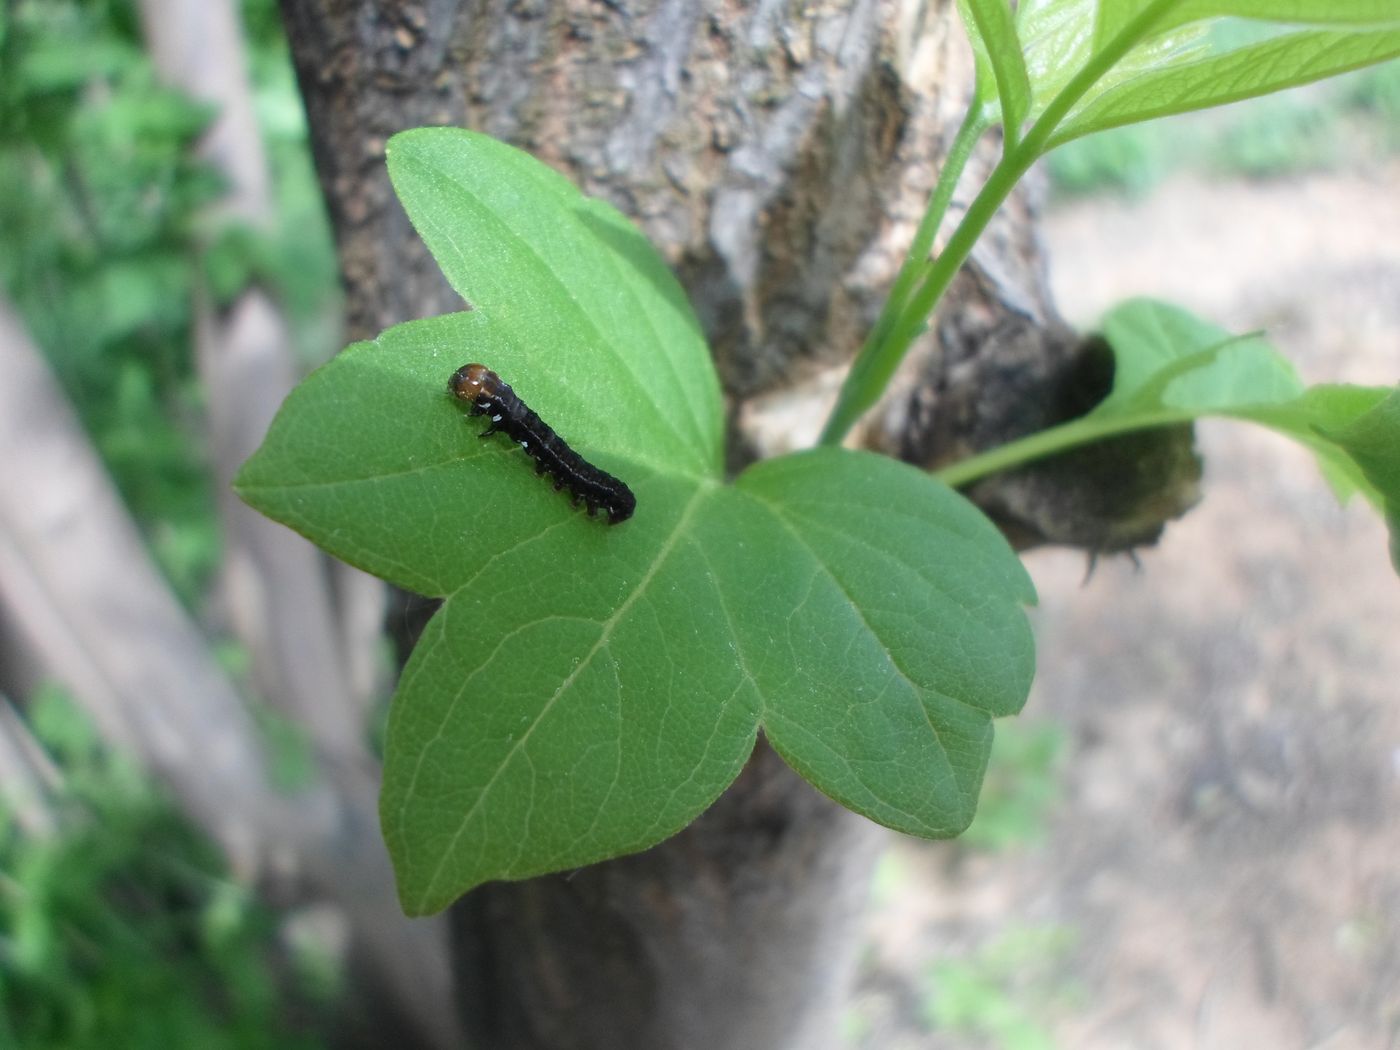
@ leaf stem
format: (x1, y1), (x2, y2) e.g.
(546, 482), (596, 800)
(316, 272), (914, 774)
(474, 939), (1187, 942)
(875, 105), (990, 349)
(933, 409), (1189, 488)
(819, 106), (988, 446)
(818, 0), (1182, 448)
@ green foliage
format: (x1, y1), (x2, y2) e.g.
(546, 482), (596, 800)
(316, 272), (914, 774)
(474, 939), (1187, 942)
(249, 701), (321, 793)
(0, 688), (336, 1049)
(1343, 55), (1400, 123)
(1204, 93), (1337, 177)
(0, 0), (340, 605)
(1047, 65), (1400, 198)
(237, 129), (1037, 913)
(0, 0), (219, 604)
(1048, 16), (1400, 147)
(238, 6), (1400, 914)
(1281, 386), (1400, 570)
(962, 721), (1065, 851)
(821, 2), (1400, 443)
(937, 300), (1400, 568)
(1046, 121), (1166, 196)
(923, 925), (1081, 1050)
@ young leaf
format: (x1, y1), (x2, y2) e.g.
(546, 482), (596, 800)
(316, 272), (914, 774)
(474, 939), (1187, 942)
(938, 299), (1399, 576)
(1095, 298), (1304, 415)
(237, 128), (1037, 913)
(1054, 23), (1400, 144)
(1015, 0), (1101, 119)
(956, 0), (1032, 144)
(1094, 300), (1398, 504)
(1094, 1), (1400, 52)
(1312, 390), (1400, 571)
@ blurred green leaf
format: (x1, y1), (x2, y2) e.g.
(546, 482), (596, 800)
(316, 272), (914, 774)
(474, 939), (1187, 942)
(1277, 388), (1400, 570)
(926, 925), (1080, 1050)
(1055, 23), (1400, 144)
(1094, 298), (1304, 415)
(1094, 0), (1400, 52)
(1097, 301), (1400, 570)
(940, 301), (1399, 574)
(12, 37), (138, 94)
(963, 722), (1065, 850)
(957, 0), (1032, 143)
(0, 690), (335, 1049)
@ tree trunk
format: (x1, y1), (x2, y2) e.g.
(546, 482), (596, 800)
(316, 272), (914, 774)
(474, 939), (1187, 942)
(278, 1), (1177, 1045)
(138, 0), (381, 759)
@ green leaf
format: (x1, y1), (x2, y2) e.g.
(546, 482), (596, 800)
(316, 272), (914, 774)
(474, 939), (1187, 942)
(1095, 1), (1400, 52)
(369, 449), (1034, 914)
(238, 129), (1036, 913)
(724, 453), (1037, 839)
(957, 0), (1033, 143)
(1248, 387), (1400, 571)
(1315, 390), (1400, 571)
(385, 129), (722, 480)
(1096, 301), (1399, 570)
(1016, 0), (1101, 118)
(1055, 21), (1400, 144)
(938, 300), (1399, 575)
(1095, 298), (1304, 416)
(377, 474), (763, 913)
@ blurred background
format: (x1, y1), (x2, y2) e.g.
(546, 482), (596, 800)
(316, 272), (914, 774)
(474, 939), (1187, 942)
(855, 66), (1400, 1050)
(1, 1), (1397, 1047)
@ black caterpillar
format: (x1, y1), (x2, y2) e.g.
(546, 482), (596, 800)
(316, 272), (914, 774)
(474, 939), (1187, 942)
(449, 364), (636, 525)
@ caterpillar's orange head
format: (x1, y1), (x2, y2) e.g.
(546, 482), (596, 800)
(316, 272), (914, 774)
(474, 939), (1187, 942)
(449, 363), (501, 404)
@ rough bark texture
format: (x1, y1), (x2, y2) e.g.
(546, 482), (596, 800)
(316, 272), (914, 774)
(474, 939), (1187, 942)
(450, 742), (884, 1050)
(278, 1), (1199, 1046)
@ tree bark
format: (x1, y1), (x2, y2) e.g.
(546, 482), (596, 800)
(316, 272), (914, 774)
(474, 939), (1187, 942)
(278, 0), (1194, 1045)
(0, 293), (460, 1048)
(0, 296), (284, 870)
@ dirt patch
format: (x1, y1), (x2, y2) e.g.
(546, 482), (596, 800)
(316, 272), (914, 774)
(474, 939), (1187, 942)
(855, 165), (1400, 1049)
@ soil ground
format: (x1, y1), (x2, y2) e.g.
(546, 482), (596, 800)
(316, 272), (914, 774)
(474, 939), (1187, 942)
(853, 162), (1400, 1049)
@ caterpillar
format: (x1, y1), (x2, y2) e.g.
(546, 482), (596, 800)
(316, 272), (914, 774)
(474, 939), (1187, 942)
(449, 363), (636, 525)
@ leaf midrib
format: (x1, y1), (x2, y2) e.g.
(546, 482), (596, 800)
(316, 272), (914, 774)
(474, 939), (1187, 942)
(412, 485), (710, 911)
(399, 150), (715, 477)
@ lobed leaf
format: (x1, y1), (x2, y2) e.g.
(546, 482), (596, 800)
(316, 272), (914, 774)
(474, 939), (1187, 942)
(380, 450), (1036, 913)
(237, 129), (1038, 913)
